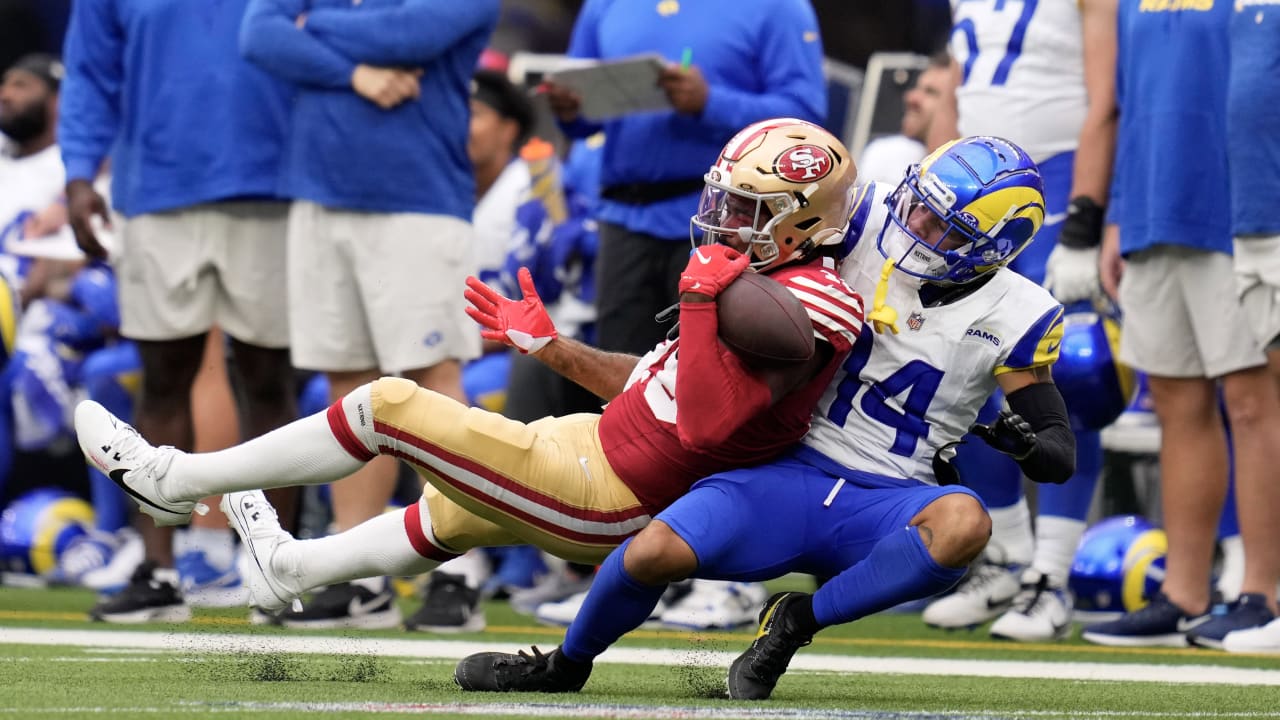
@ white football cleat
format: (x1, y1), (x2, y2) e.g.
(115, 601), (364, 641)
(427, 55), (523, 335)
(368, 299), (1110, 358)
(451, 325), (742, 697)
(659, 580), (768, 630)
(221, 491), (303, 614)
(534, 589), (588, 627)
(989, 569), (1074, 642)
(922, 553), (1021, 629)
(74, 400), (205, 526)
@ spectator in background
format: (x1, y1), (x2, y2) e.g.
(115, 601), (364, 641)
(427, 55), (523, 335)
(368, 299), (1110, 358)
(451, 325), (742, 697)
(1079, 0), (1280, 649)
(856, 50), (957, 184)
(239, 0), (499, 630)
(1217, 0), (1280, 655)
(542, 0), (828, 361)
(59, 0), (299, 624)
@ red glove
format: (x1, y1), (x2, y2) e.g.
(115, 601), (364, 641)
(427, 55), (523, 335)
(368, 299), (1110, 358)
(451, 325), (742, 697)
(464, 268), (558, 354)
(678, 244), (751, 298)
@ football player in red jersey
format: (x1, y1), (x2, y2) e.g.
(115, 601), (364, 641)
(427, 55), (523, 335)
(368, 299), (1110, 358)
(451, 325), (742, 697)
(72, 119), (866, 623)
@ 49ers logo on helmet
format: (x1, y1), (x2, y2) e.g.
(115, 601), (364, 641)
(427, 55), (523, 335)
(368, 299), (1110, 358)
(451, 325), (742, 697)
(774, 145), (833, 183)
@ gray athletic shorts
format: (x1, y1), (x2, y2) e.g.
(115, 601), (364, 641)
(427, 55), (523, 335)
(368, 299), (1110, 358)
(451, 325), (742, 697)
(287, 201), (481, 374)
(1118, 245), (1265, 378)
(1233, 235), (1280, 349)
(115, 202), (289, 347)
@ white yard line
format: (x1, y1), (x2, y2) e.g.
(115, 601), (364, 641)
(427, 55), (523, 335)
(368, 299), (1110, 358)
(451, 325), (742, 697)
(2, 627), (1279, 687)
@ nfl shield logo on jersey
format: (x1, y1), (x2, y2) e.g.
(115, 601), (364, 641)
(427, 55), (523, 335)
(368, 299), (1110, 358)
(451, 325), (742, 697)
(907, 311), (925, 331)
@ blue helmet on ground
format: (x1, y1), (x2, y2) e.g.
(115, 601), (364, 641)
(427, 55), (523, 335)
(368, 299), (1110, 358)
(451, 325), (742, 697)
(877, 136), (1045, 285)
(1069, 515), (1167, 621)
(0, 487), (95, 577)
(1054, 303), (1136, 431)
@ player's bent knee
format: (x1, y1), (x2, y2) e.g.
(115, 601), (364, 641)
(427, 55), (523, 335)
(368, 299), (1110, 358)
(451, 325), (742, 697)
(915, 493), (990, 568)
(622, 522), (697, 586)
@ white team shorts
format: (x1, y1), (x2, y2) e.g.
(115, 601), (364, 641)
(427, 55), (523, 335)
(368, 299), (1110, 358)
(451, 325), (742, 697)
(1233, 235), (1280, 349)
(115, 202), (289, 347)
(1118, 245), (1265, 378)
(287, 201), (482, 374)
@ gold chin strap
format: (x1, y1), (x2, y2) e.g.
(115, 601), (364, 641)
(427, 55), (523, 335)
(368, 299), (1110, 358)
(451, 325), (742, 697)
(867, 257), (899, 335)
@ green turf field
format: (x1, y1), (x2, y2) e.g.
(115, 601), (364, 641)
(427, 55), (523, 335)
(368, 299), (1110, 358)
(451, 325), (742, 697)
(2, 580), (1279, 719)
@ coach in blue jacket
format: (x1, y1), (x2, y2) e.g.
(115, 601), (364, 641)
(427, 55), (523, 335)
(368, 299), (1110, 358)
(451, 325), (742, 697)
(238, 0), (499, 630)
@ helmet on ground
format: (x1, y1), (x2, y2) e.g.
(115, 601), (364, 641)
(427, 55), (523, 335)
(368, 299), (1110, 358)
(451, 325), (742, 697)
(1069, 515), (1167, 620)
(876, 136), (1045, 285)
(691, 118), (857, 271)
(1054, 303), (1136, 431)
(0, 487), (94, 577)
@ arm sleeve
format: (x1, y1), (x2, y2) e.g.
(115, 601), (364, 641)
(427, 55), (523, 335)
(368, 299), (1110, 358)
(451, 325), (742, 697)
(673, 301), (773, 451)
(1005, 382), (1076, 485)
(59, 0), (124, 183)
(240, 0), (356, 90)
(303, 0), (499, 67)
(553, 0), (606, 139)
(699, 0), (827, 133)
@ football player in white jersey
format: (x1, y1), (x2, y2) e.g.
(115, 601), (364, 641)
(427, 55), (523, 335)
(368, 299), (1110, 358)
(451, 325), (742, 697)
(451, 136), (1076, 700)
(925, 0), (1122, 641)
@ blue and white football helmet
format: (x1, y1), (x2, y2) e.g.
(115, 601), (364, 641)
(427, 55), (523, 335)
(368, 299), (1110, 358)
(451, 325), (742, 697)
(0, 487), (95, 577)
(877, 136), (1045, 285)
(1054, 302), (1136, 432)
(1069, 515), (1167, 621)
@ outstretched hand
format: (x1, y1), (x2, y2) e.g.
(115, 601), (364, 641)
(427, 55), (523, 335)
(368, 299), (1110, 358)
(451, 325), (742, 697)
(464, 267), (558, 354)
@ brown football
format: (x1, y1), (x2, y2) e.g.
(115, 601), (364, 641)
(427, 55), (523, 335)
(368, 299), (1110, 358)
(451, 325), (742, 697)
(716, 272), (815, 367)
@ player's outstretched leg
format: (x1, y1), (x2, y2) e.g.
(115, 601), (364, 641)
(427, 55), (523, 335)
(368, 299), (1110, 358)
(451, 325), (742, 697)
(727, 592), (815, 700)
(454, 645), (592, 693)
(74, 394), (368, 520)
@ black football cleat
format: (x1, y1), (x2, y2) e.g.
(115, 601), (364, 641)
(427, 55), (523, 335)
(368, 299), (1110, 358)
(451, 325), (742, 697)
(727, 591), (814, 700)
(454, 645), (591, 693)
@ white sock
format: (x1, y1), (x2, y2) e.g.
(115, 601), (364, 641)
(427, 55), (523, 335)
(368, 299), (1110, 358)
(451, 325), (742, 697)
(175, 527), (236, 571)
(1217, 534), (1244, 602)
(987, 498), (1034, 566)
(272, 506), (440, 593)
(1031, 515), (1086, 588)
(161, 386), (376, 502)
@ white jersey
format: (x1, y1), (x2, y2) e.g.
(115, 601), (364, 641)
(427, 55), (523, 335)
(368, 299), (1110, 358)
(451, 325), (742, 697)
(803, 183), (1064, 484)
(472, 158), (531, 284)
(949, 0), (1085, 162)
(0, 143), (65, 236)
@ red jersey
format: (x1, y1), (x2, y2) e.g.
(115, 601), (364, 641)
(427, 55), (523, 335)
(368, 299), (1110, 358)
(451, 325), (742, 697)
(597, 256), (864, 512)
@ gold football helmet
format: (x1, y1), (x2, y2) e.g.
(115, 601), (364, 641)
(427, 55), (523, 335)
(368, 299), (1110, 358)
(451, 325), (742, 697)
(691, 118), (857, 271)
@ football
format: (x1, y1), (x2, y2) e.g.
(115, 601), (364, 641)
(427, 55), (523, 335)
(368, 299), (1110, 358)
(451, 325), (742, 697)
(716, 272), (815, 367)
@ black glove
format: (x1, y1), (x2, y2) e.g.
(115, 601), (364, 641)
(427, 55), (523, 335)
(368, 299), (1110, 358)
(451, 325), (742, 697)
(1058, 196), (1105, 249)
(969, 410), (1037, 460)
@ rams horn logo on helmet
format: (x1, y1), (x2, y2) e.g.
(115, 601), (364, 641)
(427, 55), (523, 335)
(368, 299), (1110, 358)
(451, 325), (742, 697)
(774, 145), (832, 183)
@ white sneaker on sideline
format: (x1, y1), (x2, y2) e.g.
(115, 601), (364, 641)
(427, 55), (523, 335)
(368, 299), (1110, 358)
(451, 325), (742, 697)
(534, 590), (588, 626)
(659, 580), (768, 630)
(989, 569), (1073, 642)
(81, 528), (144, 593)
(922, 554), (1021, 629)
(1223, 616), (1280, 654)
(74, 400), (205, 526)
(220, 491), (302, 613)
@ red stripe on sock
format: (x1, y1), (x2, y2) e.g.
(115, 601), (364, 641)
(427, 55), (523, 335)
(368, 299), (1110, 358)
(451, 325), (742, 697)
(401, 505), (459, 562)
(327, 401), (376, 462)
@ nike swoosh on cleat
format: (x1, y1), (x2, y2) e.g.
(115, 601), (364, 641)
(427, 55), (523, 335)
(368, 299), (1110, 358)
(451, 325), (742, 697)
(348, 595), (389, 617)
(987, 597), (1013, 610)
(1176, 616), (1212, 633)
(108, 468), (174, 514)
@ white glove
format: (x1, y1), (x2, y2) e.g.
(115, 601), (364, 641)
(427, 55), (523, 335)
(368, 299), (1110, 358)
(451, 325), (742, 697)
(1043, 244), (1101, 304)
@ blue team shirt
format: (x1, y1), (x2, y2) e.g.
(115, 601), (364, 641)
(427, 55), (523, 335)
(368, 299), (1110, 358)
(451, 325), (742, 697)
(1112, 0), (1232, 256)
(59, 0), (292, 217)
(1229, 3), (1280, 236)
(241, 0), (498, 217)
(562, 0), (827, 240)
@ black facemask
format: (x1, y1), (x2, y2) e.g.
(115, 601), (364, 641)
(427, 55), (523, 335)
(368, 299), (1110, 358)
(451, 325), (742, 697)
(0, 102), (49, 144)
